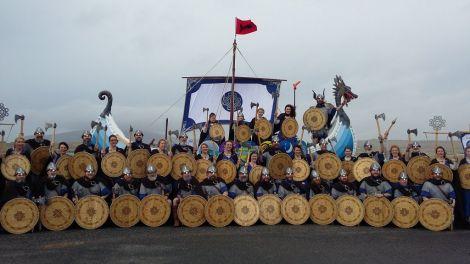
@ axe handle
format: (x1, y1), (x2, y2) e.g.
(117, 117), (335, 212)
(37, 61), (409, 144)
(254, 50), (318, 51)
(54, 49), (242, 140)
(383, 121), (396, 140)
(128, 130), (132, 157)
(19, 119), (24, 137)
(407, 133), (411, 144)
(298, 127), (304, 146)
(165, 118), (168, 140)
(192, 127), (197, 151)
(103, 129), (107, 152)
(375, 119), (382, 138)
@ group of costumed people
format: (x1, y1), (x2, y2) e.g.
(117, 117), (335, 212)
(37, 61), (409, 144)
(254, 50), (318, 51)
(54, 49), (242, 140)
(1, 90), (470, 230)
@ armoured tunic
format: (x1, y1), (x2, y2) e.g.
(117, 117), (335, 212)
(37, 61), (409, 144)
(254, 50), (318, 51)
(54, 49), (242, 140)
(359, 176), (392, 200)
(393, 184), (421, 202)
(331, 181), (356, 199)
(308, 180), (331, 199)
(176, 177), (202, 198)
(25, 138), (51, 150)
(138, 177), (170, 199)
(171, 144), (194, 155)
(255, 181), (276, 197)
(41, 176), (69, 200)
(421, 179), (456, 203)
(112, 178), (140, 197)
(228, 180), (254, 198)
(72, 178), (109, 199)
(200, 178), (228, 198)
(278, 180), (303, 199)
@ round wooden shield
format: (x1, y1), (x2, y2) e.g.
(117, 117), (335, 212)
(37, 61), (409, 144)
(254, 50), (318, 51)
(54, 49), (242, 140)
(40, 196), (75, 231)
(235, 124), (251, 143)
(342, 160), (356, 182)
(209, 123), (225, 140)
(204, 195), (234, 227)
(216, 160), (236, 183)
(68, 152), (98, 180)
(110, 194), (140, 228)
(258, 194), (282, 225)
(315, 153), (342, 180)
(309, 194), (338, 225)
(419, 198), (453, 231)
(268, 153), (293, 180)
(281, 194), (310, 225)
(171, 153), (197, 180)
(233, 195), (259, 226)
(281, 118), (299, 138)
(425, 163), (453, 182)
(139, 194), (170, 227)
(195, 159), (211, 182)
(0, 198), (39, 234)
(382, 160), (407, 183)
(249, 165), (263, 185)
(74, 195), (109, 230)
(458, 164), (470, 190)
(254, 118), (273, 140)
(292, 159), (310, 181)
(101, 152), (127, 177)
(391, 197), (419, 229)
(336, 195), (364, 226)
(177, 195), (207, 227)
(1, 154), (31, 181)
(352, 157), (375, 182)
(406, 156), (431, 184)
(363, 197), (394, 227)
(127, 149), (150, 178)
(56, 154), (71, 180)
(303, 107), (327, 131)
(31, 146), (50, 175)
(148, 153), (172, 177)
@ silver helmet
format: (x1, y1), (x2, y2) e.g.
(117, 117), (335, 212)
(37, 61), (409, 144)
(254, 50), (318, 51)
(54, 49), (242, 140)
(412, 141), (421, 148)
(370, 162), (381, 171)
(239, 166), (248, 175)
(313, 89), (325, 100)
(123, 167), (132, 175)
(261, 167), (270, 176)
(134, 130), (144, 136)
(147, 164), (156, 174)
(15, 167), (26, 175)
(363, 141), (372, 148)
(285, 167), (294, 175)
(310, 169), (320, 179)
(339, 169), (347, 177)
(432, 166), (442, 175)
(207, 165), (216, 173)
(85, 164), (94, 173)
(180, 164), (191, 174)
(82, 130), (92, 137)
(34, 127), (45, 135)
(272, 135), (279, 143)
(46, 162), (57, 171)
(319, 139), (327, 146)
(399, 171), (408, 180)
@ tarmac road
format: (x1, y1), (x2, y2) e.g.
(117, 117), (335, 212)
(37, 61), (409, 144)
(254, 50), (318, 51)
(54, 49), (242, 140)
(1, 223), (470, 264)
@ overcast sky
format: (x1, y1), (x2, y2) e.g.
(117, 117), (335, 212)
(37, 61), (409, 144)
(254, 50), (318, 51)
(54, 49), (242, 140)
(1, 0), (469, 142)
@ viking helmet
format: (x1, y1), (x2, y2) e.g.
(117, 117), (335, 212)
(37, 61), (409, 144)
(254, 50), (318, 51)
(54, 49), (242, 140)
(339, 169), (347, 177)
(15, 167), (26, 175)
(85, 164), (94, 173)
(147, 164), (156, 174)
(313, 89), (325, 100)
(46, 162), (57, 171)
(370, 162), (381, 171)
(261, 167), (269, 176)
(399, 171), (408, 180)
(134, 130), (144, 136)
(285, 167), (294, 175)
(181, 164), (191, 174)
(412, 141), (421, 148)
(207, 165), (216, 173)
(179, 132), (188, 139)
(82, 130), (92, 137)
(310, 169), (320, 179)
(319, 139), (327, 146)
(363, 141), (372, 148)
(272, 135), (279, 143)
(34, 127), (45, 135)
(239, 166), (248, 175)
(123, 167), (132, 175)
(432, 166), (442, 175)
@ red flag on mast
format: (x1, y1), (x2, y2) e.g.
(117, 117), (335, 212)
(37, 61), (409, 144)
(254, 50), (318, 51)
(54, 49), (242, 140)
(235, 18), (257, 35)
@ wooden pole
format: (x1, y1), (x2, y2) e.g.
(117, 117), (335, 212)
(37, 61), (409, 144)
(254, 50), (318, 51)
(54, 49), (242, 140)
(435, 128), (439, 149)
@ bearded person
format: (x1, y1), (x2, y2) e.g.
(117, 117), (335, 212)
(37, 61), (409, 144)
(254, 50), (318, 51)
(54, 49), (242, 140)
(171, 133), (194, 155)
(200, 165), (228, 198)
(71, 164), (110, 203)
(358, 162), (392, 200)
(393, 172), (421, 203)
(39, 162), (69, 200)
(228, 166), (254, 198)
(172, 165), (203, 227)
(112, 167), (140, 198)
(331, 169), (356, 199)
(25, 127), (51, 151)
(74, 131), (98, 155)
(278, 167), (305, 199)
(255, 167), (276, 197)
(308, 170), (330, 199)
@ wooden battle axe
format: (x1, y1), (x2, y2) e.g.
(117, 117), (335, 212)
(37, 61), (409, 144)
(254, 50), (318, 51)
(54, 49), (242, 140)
(374, 113), (385, 138)
(407, 128), (418, 144)
(14, 114), (25, 137)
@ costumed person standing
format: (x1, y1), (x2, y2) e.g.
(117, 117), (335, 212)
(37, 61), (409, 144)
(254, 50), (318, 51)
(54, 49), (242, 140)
(101, 134), (125, 156)
(458, 146), (470, 223)
(171, 133), (194, 155)
(196, 142), (213, 162)
(249, 107), (271, 144)
(199, 113), (225, 146)
(357, 137), (385, 165)
(273, 104), (295, 139)
(25, 127), (51, 151)
(125, 130), (151, 152)
(74, 131), (98, 155)
(216, 140), (239, 167)
(229, 111), (248, 141)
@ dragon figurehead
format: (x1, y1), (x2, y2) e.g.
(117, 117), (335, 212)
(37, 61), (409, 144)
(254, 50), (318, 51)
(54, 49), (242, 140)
(333, 75), (358, 107)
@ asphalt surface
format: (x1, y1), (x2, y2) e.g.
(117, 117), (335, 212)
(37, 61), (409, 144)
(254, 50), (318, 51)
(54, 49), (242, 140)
(1, 222), (470, 264)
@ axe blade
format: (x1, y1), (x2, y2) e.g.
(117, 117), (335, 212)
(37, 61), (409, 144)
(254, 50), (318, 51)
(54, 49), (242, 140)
(14, 114), (24, 123)
(45, 122), (53, 131)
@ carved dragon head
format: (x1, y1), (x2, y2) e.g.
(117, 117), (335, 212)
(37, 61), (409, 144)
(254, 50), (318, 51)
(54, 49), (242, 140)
(333, 75), (358, 107)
